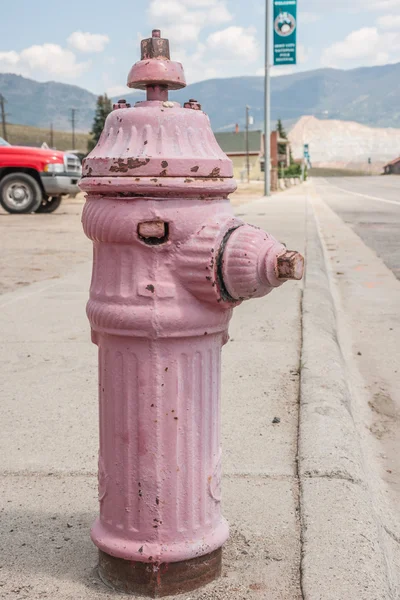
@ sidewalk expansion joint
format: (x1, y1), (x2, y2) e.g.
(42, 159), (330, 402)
(224, 472), (295, 480)
(0, 470), (97, 478)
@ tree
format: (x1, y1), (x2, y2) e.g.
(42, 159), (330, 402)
(276, 117), (294, 165)
(88, 94), (112, 152)
(276, 118), (288, 140)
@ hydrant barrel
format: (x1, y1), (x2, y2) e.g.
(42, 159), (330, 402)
(80, 29), (304, 598)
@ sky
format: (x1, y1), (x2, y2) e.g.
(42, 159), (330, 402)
(1, 0), (400, 96)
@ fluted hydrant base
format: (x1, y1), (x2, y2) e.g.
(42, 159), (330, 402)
(98, 549), (222, 597)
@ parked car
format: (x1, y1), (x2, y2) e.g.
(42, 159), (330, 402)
(0, 137), (82, 213)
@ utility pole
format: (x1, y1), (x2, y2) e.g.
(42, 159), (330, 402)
(264, 0), (271, 196)
(245, 105), (250, 183)
(50, 122), (54, 148)
(70, 108), (77, 149)
(0, 94), (8, 141)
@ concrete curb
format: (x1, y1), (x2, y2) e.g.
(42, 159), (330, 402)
(299, 198), (395, 599)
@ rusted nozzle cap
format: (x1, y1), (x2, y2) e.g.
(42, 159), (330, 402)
(277, 251), (304, 280)
(141, 29), (170, 60)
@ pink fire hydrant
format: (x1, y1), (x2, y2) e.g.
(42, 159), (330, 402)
(80, 30), (304, 598)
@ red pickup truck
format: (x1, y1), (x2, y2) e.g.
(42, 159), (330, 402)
(0, 137), (82, 213)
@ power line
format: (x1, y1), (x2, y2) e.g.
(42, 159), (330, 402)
(264, 0), (271, 196)
(0, 94), (8, 141)
(245, 105), (250, 183)
(70, 108), (78, 149)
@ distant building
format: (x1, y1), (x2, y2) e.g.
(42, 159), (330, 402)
(383, 157), (400, 175)
(214, 126), (291, 184)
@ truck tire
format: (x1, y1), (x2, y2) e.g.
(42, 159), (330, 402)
(0, 173), (43, 214)
(36, 196), (62, 213)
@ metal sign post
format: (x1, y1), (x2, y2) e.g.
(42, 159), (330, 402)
(264, 0), (271, 197)
(303, 143), (311, 181)
(245, 105), (250, 183)
(266, 0), (297, 196)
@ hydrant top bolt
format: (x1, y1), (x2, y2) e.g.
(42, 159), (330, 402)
(184, 99), (202, 110)
(113, 99), (131, 110)
(141, 30), (170, 60)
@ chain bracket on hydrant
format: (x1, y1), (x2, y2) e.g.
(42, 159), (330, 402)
(80, 29), (304, 598)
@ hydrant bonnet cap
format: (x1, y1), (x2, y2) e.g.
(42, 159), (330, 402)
(80, 29), (235, 186)
(128, 29), (186, 91)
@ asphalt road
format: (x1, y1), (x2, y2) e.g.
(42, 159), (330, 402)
(314, 176), (400, 279)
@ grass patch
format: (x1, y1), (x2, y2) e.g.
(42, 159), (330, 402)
(309, 167), (369, 177)
(5, 123), (89, 152)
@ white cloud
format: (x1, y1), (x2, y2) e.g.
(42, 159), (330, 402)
(68, 31), (109, 53)
(148, 0), (232, 43)
(0, 51), (19, 71)
(0, 43), (90, 80)
(149, 0), (182, 21)
(321, 27), (393, 67)
(106, 84), (131, 97)
(297, 44), (309, 63)
(208, 4), (232, 23)
(147, 0), (254, 81)
(305, 0), (400, 10)
(302, 12), (320, 24)
(377, 14), (400, 29)
(206, 26), (258, 60)
(366, 0), (400, 8)
(271, 65), (295, 77)
(183, 0), (221, 5)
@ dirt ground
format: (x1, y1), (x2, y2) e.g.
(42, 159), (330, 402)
(0, 197), (91, 295)
(0, 184), (265, 295)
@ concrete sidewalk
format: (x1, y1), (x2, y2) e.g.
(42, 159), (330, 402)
(0, 192), (305, 600)
(0, 183), (398, 599)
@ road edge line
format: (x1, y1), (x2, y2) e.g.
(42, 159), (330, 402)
(319, 178), (400, 206)
(298, 195), (395, 599)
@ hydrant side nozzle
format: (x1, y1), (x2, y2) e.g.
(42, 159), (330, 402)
(220, 225), (304, 301)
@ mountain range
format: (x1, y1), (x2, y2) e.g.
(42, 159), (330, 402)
(1, 61), (400, 134)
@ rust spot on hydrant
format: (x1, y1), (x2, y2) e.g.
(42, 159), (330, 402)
(208, 167), (220, 177)
(110, 157), (150, 173)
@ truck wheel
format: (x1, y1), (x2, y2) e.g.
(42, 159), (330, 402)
(36, 196), (62, 213)
(0, 173), (43, 214)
